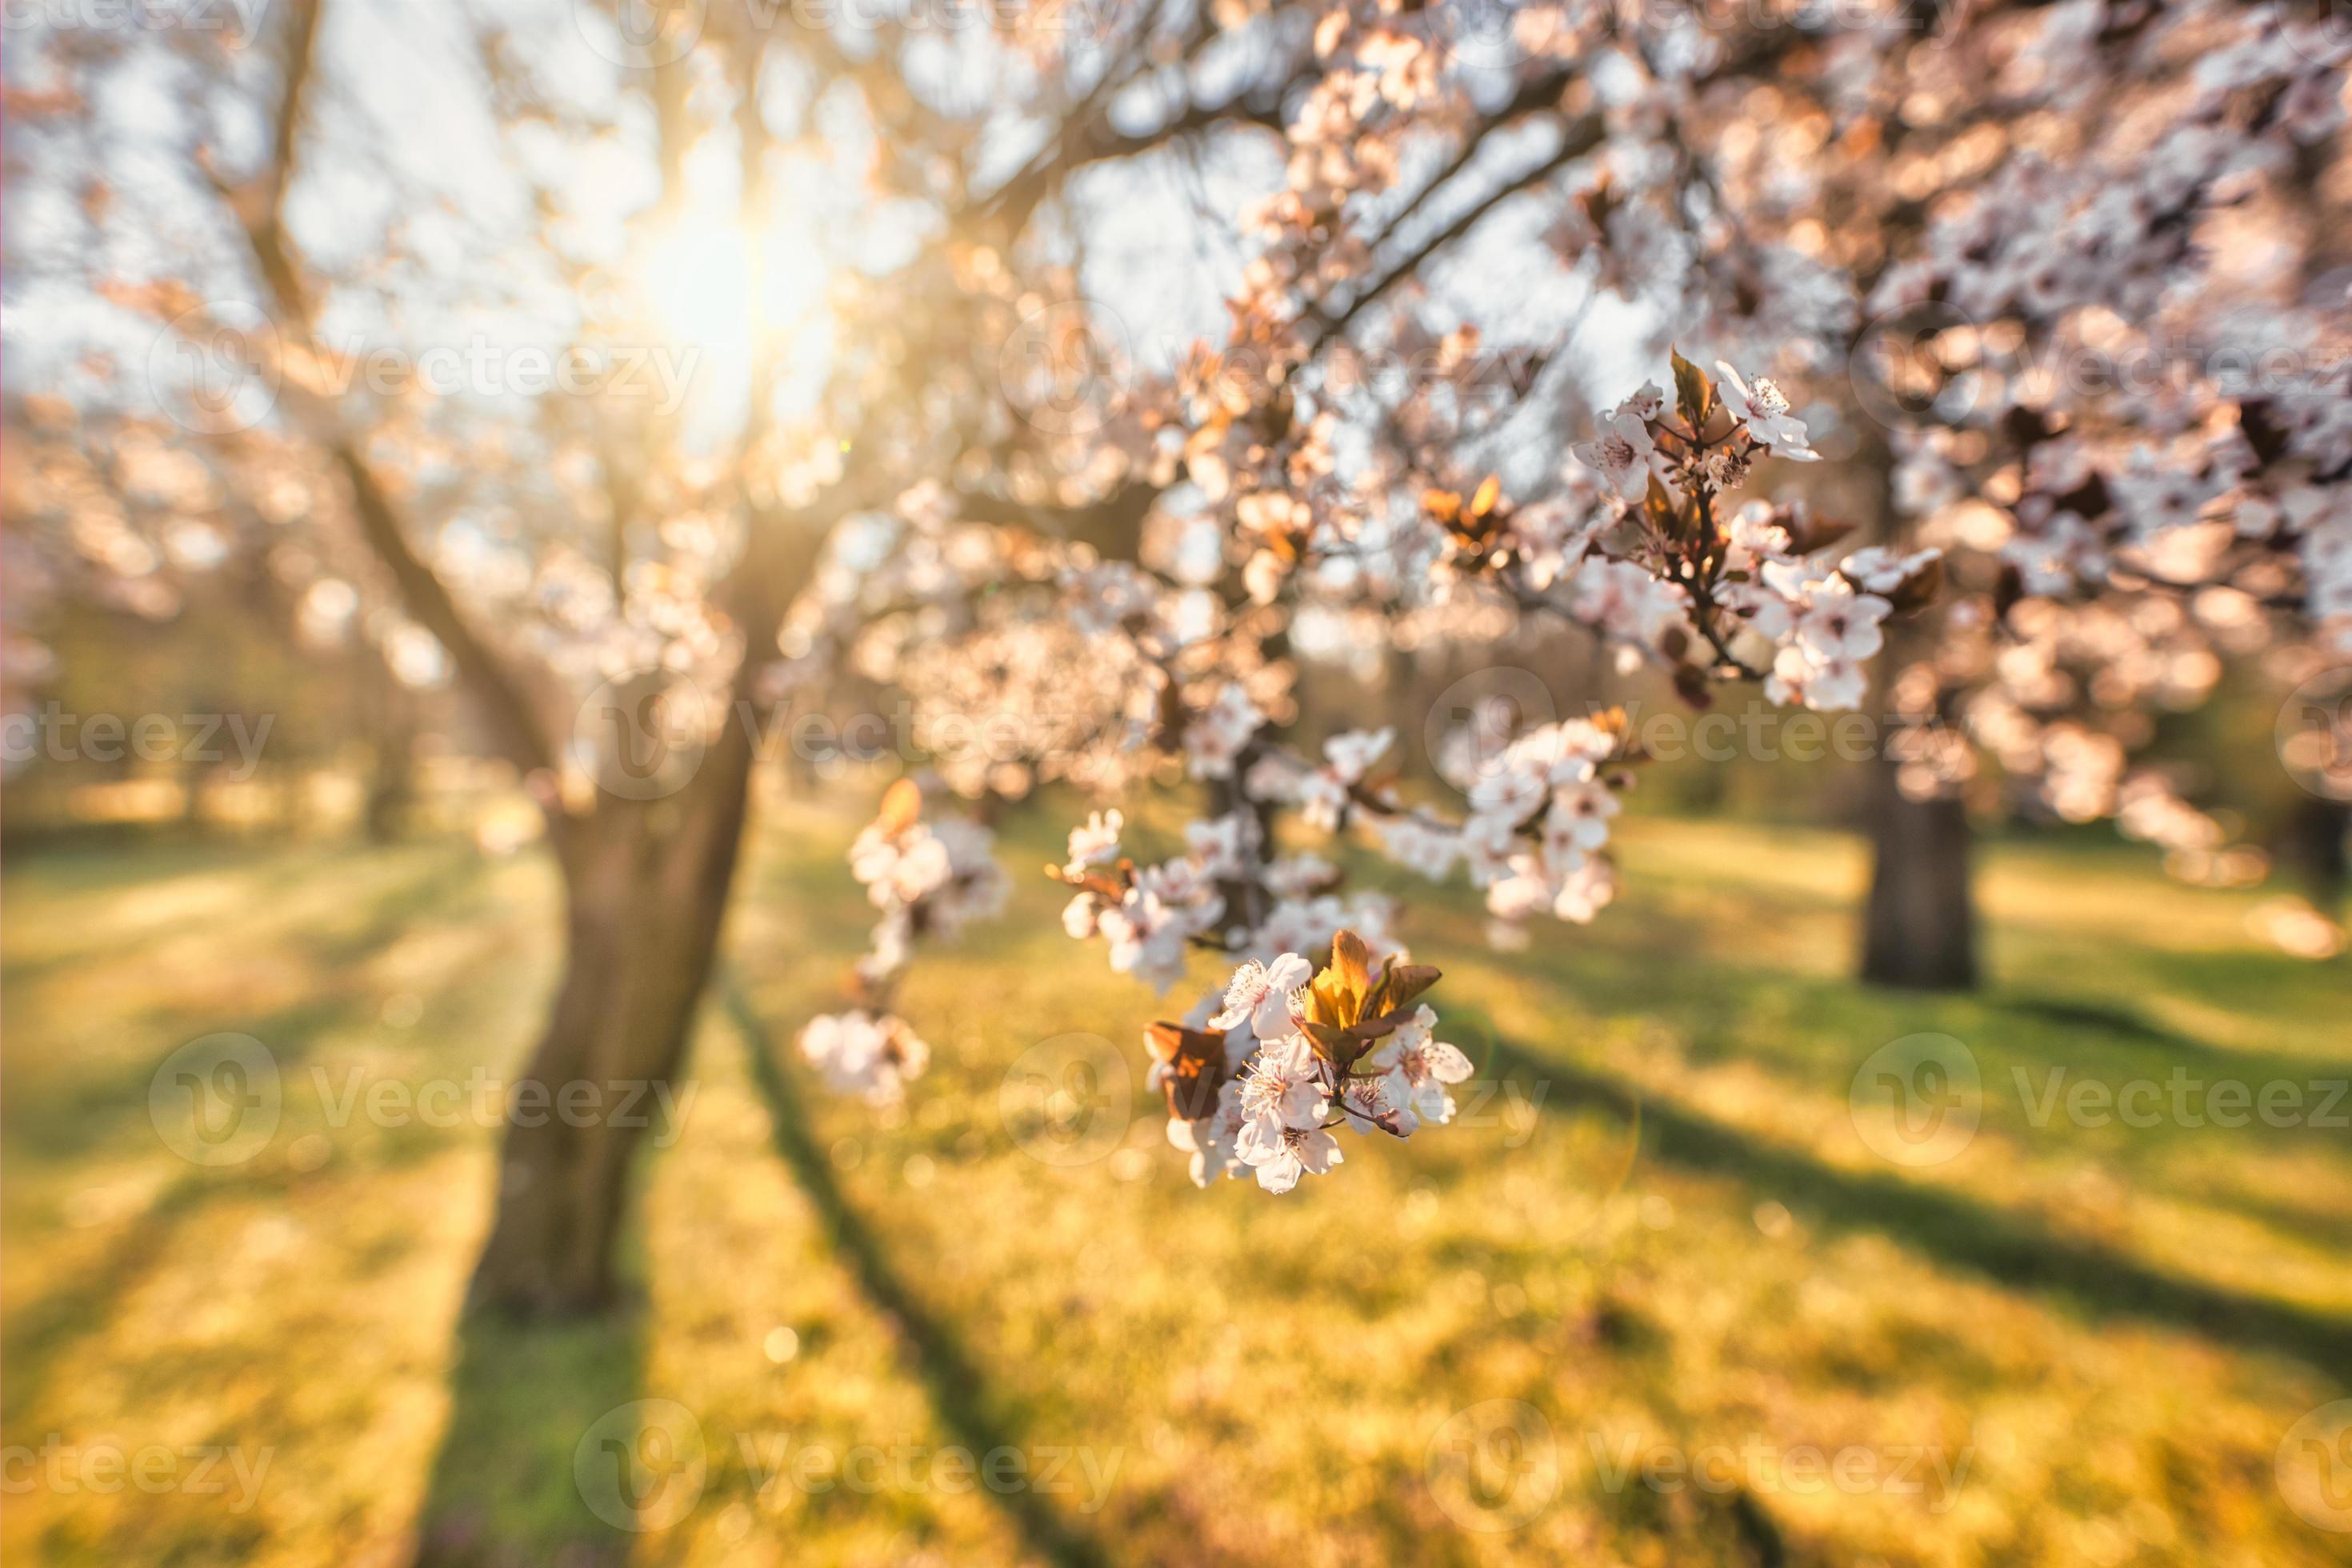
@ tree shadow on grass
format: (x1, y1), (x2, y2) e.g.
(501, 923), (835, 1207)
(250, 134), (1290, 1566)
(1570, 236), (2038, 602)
(1464, 1010), (2352, 1378)
(719, 974), (1112, 1568)
(412, 1303), (651, 1568)
(11, 845), (502, 1169)
(1998, 993), (2350, 1084)
(4, 848), (523, 1426)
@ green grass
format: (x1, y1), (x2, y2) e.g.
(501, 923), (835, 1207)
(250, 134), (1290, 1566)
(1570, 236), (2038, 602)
(4, 801), (2348, 1566)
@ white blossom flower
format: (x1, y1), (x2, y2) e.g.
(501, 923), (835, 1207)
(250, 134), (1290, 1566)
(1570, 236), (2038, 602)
(1185, 814), (1254, 878)
(1062, 809), (1124, 876)
(1715, 362), (1819, 459)
(1610, 380), (1667, 424)
(1296, 768), (1350, 832)
(1795, 578), (1892, 662)
(1544, 773), (1620, 854)
(1323, 726), (1394, 782)
(1725, 504), (1795, 571)
(1484, 854), (1554, 922)
(1233, 1118), (1344, 1194)
(1838, 546), (1940, 594)
(1262, 854), (1338, 899)
(799, 1011), (929, 1106)
(1367, 1006), (1475, 1130)
(1571, 558), (1691, 647)
(1186, 684), (1262, 778)
(1551, 853), (1619, 923)
(1377, 814), (1462, 880)
(1767, 643), (1869, 711)
(1166, 1082), (1248, 1187)
(1235, 1034), (1329, 1131)
(1209, 952), (1314, 1041)
(1571, 410), (1658, 499)
(1100, 886), (1202, 991)
(1458, 810), (1522, 887)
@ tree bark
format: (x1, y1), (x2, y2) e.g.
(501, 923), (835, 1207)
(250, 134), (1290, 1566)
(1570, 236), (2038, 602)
(466, 724), (760, 1315)
(1860, 756), (1979, 990)
(362, 655), (416, 843)
(1849, 420), (1982, 992)
(2279, 795), (2350, 913)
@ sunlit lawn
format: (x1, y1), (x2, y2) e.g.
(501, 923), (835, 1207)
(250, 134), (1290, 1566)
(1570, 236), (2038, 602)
(5, 796), (2349, 1566)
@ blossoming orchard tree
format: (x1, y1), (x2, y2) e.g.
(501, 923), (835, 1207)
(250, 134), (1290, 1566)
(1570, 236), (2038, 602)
(7, 0), (2345, 1306)
(1768, 0), (2352, 983)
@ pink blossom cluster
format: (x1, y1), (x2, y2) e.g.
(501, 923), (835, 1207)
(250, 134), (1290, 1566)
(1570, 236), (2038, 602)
(1147, 934), (1471, 1195)
(798, 781), (1007, 1105)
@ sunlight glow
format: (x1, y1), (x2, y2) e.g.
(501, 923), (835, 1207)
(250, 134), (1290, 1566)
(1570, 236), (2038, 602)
(641, 207), (759, 398)
(626, 185), (838, 445)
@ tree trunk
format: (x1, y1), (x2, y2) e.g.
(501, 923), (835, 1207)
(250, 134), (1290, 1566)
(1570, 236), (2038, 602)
(362, 652), (417, 843)
(1860, 756), (1978, 990)
(1849, 421), (1980, 992)
(466, 724), (759, 1315)
(2280, 795), (2350, 913)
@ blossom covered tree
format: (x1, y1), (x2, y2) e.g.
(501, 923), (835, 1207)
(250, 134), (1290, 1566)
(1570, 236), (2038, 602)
(1574, 0), (2352, 983)
(6, 0), (2344, 1291)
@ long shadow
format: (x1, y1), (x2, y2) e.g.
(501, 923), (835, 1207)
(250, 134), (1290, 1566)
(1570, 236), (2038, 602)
(2, 837), (493, 990)
(411, 1306), (650, 1567)
(10, 846), (500, 1168)
(5, 848), (526, 1422)
(1998, 993), (2352, 1084)
(1466, 1010), (2352, 1378)
(719, 974), (1112, 1568)
(0, 1178), (220, 1430)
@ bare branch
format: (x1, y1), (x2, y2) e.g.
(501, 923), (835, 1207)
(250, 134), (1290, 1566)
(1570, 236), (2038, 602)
(1306, 112), (1603, 359)
(219, 0), (563, 778)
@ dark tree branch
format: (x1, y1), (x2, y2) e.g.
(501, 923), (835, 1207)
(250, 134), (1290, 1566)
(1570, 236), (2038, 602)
(217, 0), (563, 779)
(1305, 112), (1603, 358)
